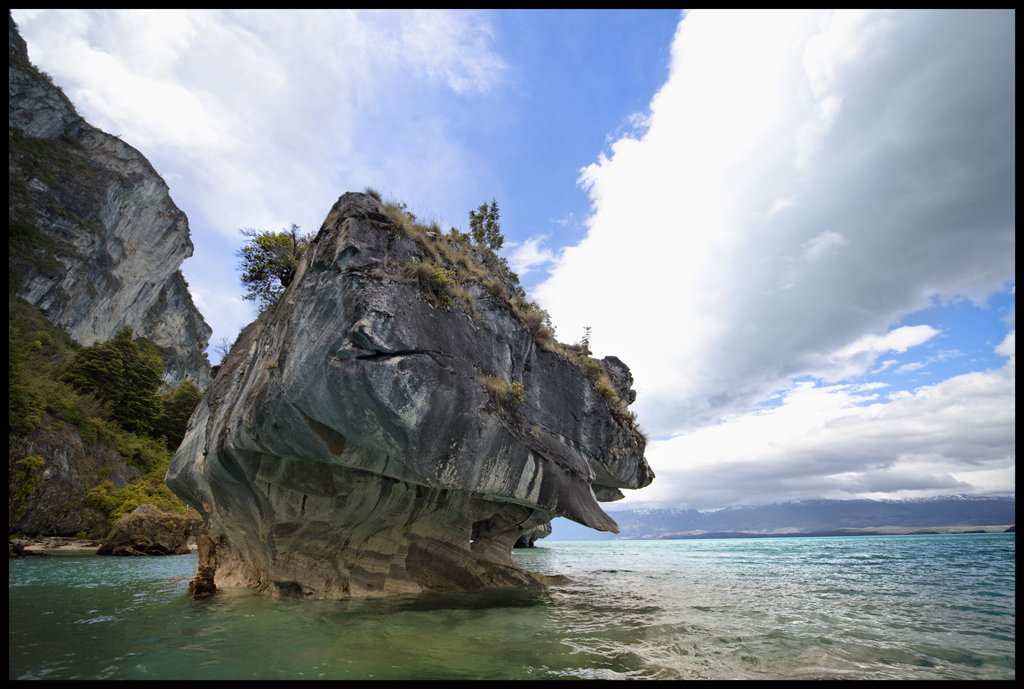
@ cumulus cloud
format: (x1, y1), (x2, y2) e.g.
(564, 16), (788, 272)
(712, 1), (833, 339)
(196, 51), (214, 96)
(505, 235), (559, 278)
(818, 325), (939, 381)
(535, 10), (1015, 439)
(617, 334), (1015, 511)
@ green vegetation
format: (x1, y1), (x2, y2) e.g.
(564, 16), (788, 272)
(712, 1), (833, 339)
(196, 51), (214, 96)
(236, 224), (313, 312)
(59, 326), (165, 435)
(478, 375), (526, 406)
(9, 294), (85, 436)
(372, 194), (544, 324)
(151, 380), (202, 450)
(365, 192), (641, 428)
(85, 472), (188, 522)
(404, 260), (459, 308)
(8, 296), (200, 530)
(469, 199), (503, 251)
(11, 454), (46, 522)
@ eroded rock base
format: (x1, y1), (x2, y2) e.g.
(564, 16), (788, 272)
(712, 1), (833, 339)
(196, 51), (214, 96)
(192, 462), (564, 599)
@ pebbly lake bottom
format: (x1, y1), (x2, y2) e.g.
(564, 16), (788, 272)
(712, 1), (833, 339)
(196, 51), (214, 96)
(8, 533), (1015, 680)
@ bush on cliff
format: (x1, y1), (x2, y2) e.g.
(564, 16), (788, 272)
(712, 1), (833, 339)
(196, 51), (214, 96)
(152, 381), (203, 450)
(236, 224), (313, 312)
(469, 199), (503, 251)
(9, 296), (199, 532)
(59, 326), (165, 435)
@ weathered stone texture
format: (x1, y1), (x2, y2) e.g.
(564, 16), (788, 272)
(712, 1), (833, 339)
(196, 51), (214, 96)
(9, 13), (211, 388)
(8, 415), (139, 537)
(97, 504), (199, 556)
(168, 192), (653, 599)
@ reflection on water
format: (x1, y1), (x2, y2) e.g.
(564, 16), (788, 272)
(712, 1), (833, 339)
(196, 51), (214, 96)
(9, 534), (1015, 680)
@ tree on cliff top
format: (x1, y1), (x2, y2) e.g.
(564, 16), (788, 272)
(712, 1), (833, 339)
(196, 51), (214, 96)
(469, 199), (503, 251)
(236, 224), (313, 312)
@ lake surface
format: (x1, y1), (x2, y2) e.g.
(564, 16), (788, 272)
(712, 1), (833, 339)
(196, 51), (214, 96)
(9, 533), (1014, 680)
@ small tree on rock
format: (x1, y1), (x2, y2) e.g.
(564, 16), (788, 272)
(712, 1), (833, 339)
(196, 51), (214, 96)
(469, 199), (503, 251)
(236, 224), (312, 312)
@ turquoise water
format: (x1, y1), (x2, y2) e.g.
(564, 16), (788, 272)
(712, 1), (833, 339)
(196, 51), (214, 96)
(9, 533), (1014, 680)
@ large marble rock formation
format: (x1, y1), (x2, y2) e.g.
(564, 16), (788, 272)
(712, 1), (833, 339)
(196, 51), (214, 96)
(514, 521), (553, 548)
(8, 14), (211, 388)
(167, 192), (653, 599)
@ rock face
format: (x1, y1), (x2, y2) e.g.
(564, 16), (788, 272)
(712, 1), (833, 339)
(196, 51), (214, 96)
(167, 192), (653, 599)
(514, 521), (553, 548)
(8, 14), (211, 389)
(97, 504), (198, 556)
(9, 415), (141, 537)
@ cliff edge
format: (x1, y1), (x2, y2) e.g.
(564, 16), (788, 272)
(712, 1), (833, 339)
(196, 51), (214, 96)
(8, 13), (211, 388)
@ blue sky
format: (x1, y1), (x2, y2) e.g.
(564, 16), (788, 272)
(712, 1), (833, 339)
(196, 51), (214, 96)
(12, 9), (1014, 514)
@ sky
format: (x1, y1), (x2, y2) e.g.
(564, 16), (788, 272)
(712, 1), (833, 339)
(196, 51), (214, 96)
(12, 9), (1015, 515)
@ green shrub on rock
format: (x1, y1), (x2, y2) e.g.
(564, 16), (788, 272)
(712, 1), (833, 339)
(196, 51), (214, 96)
(59, 327), (164, 435)
(11, 454), (46, 522)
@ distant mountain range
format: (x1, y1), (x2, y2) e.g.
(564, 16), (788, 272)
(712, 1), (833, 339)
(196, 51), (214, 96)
(549, 496), (1015, 540)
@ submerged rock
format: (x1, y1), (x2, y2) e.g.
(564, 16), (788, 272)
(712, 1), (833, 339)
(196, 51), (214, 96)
(167, 192), (653, 599)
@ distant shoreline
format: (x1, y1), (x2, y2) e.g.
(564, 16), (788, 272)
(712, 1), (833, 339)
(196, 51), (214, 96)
(9, 536), (203, 554)
(11, 526), (1013, 554)
(10, 537), (102, 554)
(632, 525), (1015, 541)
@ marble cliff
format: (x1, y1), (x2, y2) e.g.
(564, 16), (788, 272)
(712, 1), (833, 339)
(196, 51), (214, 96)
(167, 192), (653, 598)
(8, 14), (211, 388)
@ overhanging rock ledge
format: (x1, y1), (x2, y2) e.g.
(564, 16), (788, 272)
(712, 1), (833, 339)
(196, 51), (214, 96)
(167, 192), (653, 598)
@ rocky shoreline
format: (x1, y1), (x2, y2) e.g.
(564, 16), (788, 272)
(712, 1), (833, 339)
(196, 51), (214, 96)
(9, 536), (102, 556)
(10, 504), (203, 557)
(10, 535), (201, 557)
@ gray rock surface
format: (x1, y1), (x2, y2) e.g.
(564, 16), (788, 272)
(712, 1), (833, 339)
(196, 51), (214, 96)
(97, 504), (199, 556)
(514, 521), (553, 548)
(8, 415), (140, 537)
(167, 192), (653, 598)
(8, 13), (211, 389)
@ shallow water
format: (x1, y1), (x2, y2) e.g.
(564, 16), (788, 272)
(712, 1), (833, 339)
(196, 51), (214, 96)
(9, 533), (1014, 680)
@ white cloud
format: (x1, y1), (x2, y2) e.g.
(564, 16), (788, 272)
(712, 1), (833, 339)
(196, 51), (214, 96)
(536, 10), (1015, 439)
(995, 331), (1015, 360)
(819, 324), (939, 381)
(506, 235), (558, 277)
(617, 339), (1014, 511)
(802, 230), (849, 261)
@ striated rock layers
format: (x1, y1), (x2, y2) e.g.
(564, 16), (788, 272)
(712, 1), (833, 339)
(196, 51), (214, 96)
(167, 192), (653, 599)
(8, 14), (211, 388)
